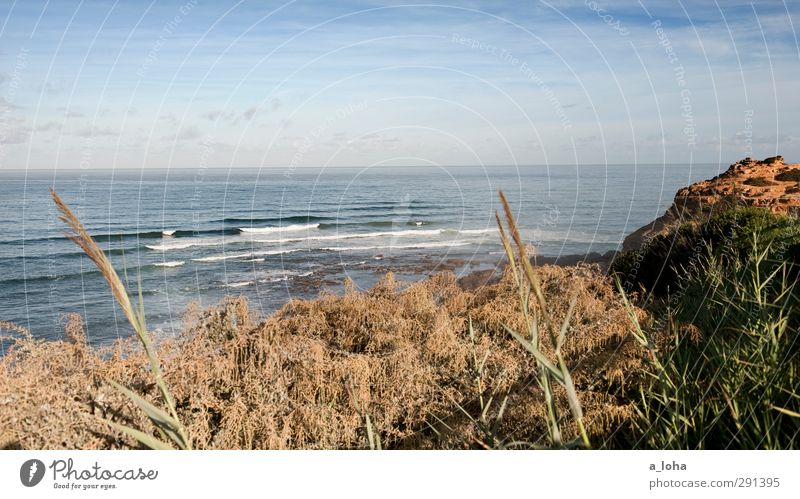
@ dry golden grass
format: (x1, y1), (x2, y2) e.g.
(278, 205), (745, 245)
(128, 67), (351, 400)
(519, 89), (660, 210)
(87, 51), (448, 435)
(0, 263), (649, 450)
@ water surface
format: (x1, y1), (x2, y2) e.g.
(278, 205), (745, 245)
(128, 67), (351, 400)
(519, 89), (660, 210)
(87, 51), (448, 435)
(0, 163), (722, 345)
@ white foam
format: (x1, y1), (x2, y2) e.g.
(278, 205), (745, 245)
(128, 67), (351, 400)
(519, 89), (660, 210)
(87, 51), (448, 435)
(162, 230), (176, 236)
(260, 275), (290, 283)
(225, 281), (253, 288)
(379, 228), (443, 238)
(321, 240), (474, 252)
(456, 229), (496, 235)
(250, 228), (465, 245)
(146, 227), (490, 252)
(154, 260), (185, 268)
(341, 260), (368, 267)
(146, 239), (222, 251)
(192, 252), (252, 263)
(239, 223), (319, 234)
(191, 248), (302, 263)
(254, 269), (313, 283)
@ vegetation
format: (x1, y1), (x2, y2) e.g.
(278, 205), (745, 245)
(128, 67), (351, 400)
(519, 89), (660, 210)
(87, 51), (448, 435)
(623, 237), (800, 448)
(613, 205), (800, 448)
(610, 207), (800, 297)
(490, 191), (590, 448)
(0, 267), (648, 450)
(743, 177), (776, 187)
(0, 195), (797, 449)
(775, 169), (800, 182)
(50, 189), (191, 450)
(0, 190), (648, 450)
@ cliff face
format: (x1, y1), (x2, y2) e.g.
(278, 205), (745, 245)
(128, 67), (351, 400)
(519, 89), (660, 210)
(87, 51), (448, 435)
(623, 156), (800, 250)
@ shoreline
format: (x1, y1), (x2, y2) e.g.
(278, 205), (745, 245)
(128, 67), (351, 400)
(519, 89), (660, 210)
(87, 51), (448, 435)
(2, 162), (726, 339)
(457, 249), (617, 291)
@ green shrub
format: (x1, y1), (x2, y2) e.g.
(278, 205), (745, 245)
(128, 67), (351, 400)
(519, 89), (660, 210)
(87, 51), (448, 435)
(634, 236), (800, 449)
(743, 177), (775, 187)
(775, 169), (800, 182)
(611, 207), (800, 297)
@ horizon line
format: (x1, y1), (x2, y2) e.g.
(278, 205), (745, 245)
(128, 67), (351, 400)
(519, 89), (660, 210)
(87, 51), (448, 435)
(0, 161), (732, 172)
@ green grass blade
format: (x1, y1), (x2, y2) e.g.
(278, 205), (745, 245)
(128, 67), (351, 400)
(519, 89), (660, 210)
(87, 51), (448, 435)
(108, 379), (189, 450)
(102, 418), (176, 450)
(771, 405), (800, 418)
(505, 325), (565, 384)
(557, 291), (579, 354)
(365, 413), (382, 450)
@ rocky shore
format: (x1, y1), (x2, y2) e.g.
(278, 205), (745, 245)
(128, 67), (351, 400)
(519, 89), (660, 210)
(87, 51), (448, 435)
(460, 155), (800, 291)
(623, 156), (800, 250)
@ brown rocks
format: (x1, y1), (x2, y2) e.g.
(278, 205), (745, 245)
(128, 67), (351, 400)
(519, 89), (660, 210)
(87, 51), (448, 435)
(622, 156), (800, 250)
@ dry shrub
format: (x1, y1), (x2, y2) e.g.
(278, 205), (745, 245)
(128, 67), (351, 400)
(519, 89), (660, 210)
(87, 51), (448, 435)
(0, 314), (155, 449)
(0, 265), (649, 449)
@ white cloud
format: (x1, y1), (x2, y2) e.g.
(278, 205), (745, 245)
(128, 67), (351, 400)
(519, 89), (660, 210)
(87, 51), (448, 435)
(242, 106), (258, 121)
(201, 110), (236, 122)
(164, 126), (202, 141)
(73, 126), (118, 138)
(35, 122), (62, 132)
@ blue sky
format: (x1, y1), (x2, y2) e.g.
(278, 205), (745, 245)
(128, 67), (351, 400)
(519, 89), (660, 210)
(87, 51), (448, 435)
(0, 0), (798, 169)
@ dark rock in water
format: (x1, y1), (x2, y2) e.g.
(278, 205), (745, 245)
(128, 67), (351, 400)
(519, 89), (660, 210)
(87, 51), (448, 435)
(458, 268), (501, 291)
(534, 250), (616, 271)
(457, 250), (618, 291)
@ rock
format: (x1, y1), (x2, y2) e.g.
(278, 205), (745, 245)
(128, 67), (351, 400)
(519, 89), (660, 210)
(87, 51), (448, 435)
(622, 156), (800, 250)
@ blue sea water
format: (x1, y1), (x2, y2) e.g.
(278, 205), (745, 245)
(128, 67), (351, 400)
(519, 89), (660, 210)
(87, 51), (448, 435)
(0, 163), (722, 345)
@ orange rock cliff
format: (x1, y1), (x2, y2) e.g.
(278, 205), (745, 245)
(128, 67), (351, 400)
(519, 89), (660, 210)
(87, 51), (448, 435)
(622, 156), (800, 250)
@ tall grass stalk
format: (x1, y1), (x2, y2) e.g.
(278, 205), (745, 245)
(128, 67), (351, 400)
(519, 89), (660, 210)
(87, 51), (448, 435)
(346, 379), (382, 450)
(50, 189), (191, 450)
(496, 190), (591, 449)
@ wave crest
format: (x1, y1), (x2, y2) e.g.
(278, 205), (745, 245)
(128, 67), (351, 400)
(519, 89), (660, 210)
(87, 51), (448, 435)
(239, 223), (319, 234)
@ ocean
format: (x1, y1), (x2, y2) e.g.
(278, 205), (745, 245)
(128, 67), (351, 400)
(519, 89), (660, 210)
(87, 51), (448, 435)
(0, 163), (722, 346)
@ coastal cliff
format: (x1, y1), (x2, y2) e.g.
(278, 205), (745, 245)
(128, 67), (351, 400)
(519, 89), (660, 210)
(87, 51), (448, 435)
(623, 156), (800, 250)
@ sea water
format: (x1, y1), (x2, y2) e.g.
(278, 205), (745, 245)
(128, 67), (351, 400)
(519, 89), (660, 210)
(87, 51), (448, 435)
(0, 163), (722, 345)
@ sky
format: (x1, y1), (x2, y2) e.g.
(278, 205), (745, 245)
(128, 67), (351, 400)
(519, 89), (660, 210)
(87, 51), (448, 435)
(0, 0), (798, 169)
